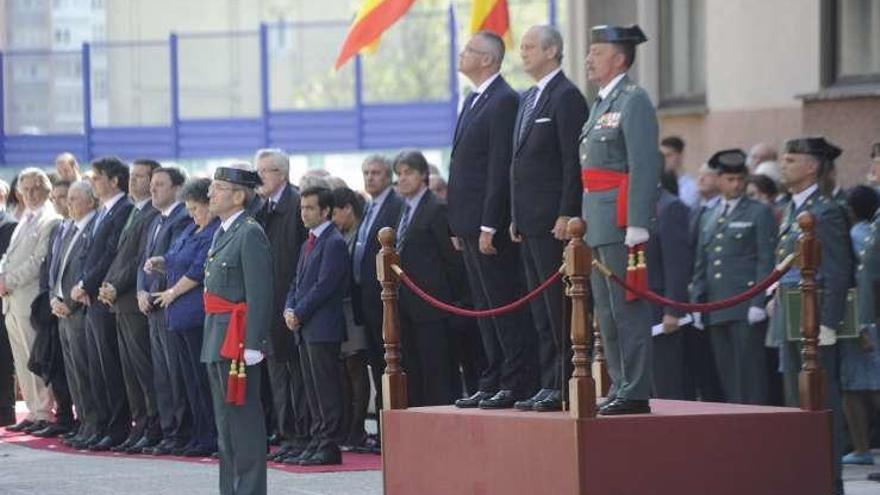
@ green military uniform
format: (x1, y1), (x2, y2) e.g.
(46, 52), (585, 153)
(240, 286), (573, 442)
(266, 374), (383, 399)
(580, 25), (661, 411)
(768, 137), (852, 495)
(691, 150), (776, 404)
(202, 169), (274, 495)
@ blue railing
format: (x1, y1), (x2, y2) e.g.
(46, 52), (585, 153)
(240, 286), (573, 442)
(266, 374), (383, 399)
(0, 2), (556, 166)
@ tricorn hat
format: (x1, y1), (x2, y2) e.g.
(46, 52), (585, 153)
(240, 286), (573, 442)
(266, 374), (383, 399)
(783, 137), (842, 161)
(213, 166), (262, 188)
(707, 149), (748, 175)
(590, 25), (648, 45)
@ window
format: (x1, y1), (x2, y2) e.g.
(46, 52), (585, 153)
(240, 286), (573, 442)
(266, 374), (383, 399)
(825, 0), (880, 86)
(658, 0), (706, 107)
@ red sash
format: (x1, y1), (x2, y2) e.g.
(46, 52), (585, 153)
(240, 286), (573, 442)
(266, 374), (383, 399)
(203, 292), (248, 406)
(581, 169), (628, 228)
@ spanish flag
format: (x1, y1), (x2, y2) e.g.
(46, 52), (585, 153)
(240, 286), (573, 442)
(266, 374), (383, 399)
(334, 0), (416, 70)
(470, 0), (512, 46)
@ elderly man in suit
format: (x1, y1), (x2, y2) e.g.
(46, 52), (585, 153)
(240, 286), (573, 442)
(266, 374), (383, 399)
(691, 149), (776, 405)
(284, 186), (348, 466)
(449, 31), (530, 410)
(0, 180), (18, 427)
(138, 166), (193, 455)
(98, 159), (161, 453)
(203, 165), (273, 494)
(510, 25), (588, 412)
(580, 25), (661, 415)
(51, 180), (99, 449)
(69, 157), (133, 450)
(0, 168), (61, 433)
(768, 137), (853, 495)
(253, 148), (310, 463)
(351, 154), (402, 450)
(393, 150), (460, 406)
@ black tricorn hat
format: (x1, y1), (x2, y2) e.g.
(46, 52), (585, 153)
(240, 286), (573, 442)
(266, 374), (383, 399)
(213, 166), (262, 188)
(590, 25), (648, 45)
(872, 142), (880, 159)
(707, 149), (748, 175)
(783, 136), (842, 161)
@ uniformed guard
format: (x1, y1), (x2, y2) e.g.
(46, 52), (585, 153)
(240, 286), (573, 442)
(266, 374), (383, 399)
(769, 137), (852, 495)
(690, 149), (776, 404)
(580, 24), (661, 415)
(202, 164), (273, 495)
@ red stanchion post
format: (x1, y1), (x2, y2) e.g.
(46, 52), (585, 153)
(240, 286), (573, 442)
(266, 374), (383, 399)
(796, 212), (825, 411)
(377, 227), (407, 410)
(565, 218), (596, 419)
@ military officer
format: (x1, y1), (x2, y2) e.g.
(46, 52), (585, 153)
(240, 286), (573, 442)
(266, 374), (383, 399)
(768, 137), (852, 495)
(202, 165), (273, 495)
(580, 24), (661, 415)
(691, 149), (776, 405)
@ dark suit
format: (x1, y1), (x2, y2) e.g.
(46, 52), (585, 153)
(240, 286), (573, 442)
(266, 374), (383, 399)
(447, 75), (530, 396)
(103, 201), (160, 441)
(80, 195), (133, 440)
(351, 187), (403, 413)
(397, 190), (460, 406)
(56, 215), (99, 438)
(0, 211), (18, 422)
(286, 222), (348, 456)
(139, 202), (193, 445)
(511, 70), (587, 393)
(647, 191), (693, 399)
(254, 184), (310, 448)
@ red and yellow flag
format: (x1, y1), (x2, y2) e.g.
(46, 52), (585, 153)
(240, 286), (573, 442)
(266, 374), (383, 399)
(470, 0), (512, 46)
(334, 0), (416, 70)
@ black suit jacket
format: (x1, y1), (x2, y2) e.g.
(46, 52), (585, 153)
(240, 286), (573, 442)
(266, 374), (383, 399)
(80, 196), (134, 298)
(0, 212), (17, 316)
(647, 190), (692, 320)
(352, 188), (404, 331)
(138, 202), (193, 294)
(104, 203), (159, 314)
(447, 75), (519, 237)
(511, 71), (588, 236)
(397, 190), (462, 323)
(58, 216), (97, 314)
(255, 184), (306, 355)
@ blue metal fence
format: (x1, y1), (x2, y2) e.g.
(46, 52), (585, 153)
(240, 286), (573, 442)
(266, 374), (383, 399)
(0, 2), (556, 166)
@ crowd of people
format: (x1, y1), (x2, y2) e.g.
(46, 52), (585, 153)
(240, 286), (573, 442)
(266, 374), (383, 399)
(0, 22), (877, 495)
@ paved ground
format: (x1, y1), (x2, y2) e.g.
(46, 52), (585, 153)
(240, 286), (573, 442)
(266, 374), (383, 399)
(0, 440), (878, 494)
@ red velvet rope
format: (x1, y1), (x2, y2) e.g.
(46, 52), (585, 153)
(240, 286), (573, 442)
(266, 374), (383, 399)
(597, 262), (790, 312)
(395, 266), (563, 318)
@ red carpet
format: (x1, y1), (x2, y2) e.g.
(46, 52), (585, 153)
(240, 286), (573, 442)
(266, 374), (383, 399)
(1, 412), (380, 474)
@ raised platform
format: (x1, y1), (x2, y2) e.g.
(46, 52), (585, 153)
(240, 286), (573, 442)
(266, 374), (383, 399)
(382, 399), (832, 495)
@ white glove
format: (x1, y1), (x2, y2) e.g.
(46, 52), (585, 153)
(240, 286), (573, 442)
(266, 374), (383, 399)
(624, 226), (649, 247)
(747, 306), (768, 325)
(692, 313), (704, 330)
(243, 349), (264, 366)
(818, 325), (837, 346)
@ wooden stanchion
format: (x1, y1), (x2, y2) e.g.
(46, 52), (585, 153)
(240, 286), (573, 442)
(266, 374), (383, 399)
(592, 313), (611, 398)
(377, 227), (407, 410)
(796, 212), (825, 411)
(565, 218), (596, 419)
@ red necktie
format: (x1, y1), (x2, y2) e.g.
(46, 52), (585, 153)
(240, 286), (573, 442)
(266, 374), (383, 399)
(303, 232), (316, 260)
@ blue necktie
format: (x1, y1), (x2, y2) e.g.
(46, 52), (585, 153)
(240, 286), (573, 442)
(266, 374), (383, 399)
(517, 86), (539, 145)
(352, 201), (376, 284)
(396, 203), (412, 251)
(92, 206), (108, 235)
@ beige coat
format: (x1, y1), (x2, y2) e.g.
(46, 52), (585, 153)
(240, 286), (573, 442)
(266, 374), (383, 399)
(0, 201), (60, 315)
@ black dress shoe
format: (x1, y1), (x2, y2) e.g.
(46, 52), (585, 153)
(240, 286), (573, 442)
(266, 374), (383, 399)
(352, 435), (380, 454)
(597, 395), (617, 409)
(62, 429), (79, 440)
(514, 389), (552, 411)
(479, 390), (517, 409)
(283, 449), (315, 465)
(455, 390), (496, 408)
(126, 436), (158, 454)
(111, 434), (139, 452)
(183, 446), (215, 458)
(598, 398), (650, 416)
(5, 419), (34, 432)
(31, 423), (71, 438)
(90, 435), (123, 452)
(533, 391), (563, 412)
(144, 439), (174, 456)
(267, 432), (283, 446)
(23, 420), (49, 434)
(298, 448), (342, 466)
